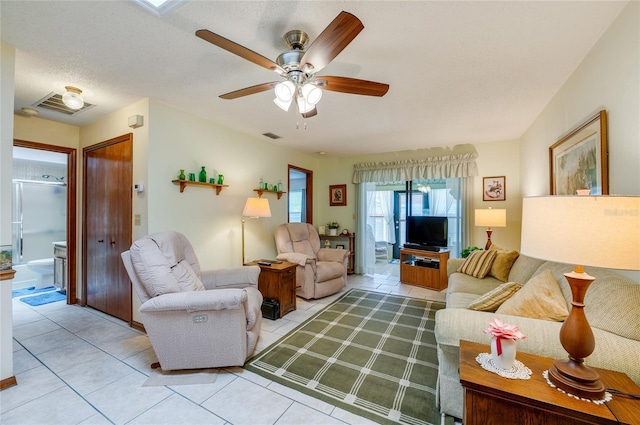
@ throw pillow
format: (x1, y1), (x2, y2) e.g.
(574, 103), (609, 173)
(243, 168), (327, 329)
(458, 249), (498, 278)
(496, 269), (569, 321)
(468, 281), (522, 311)
(488, 250), (520, 282)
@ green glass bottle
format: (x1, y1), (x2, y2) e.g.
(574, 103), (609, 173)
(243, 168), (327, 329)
(217, 174), (224, 185)
(198, 166), (207, 182)
(178, 169), (185, 180)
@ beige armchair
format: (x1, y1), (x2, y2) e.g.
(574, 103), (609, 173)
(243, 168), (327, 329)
(121, 231), (263, 370)
(274, 223), (349, 299)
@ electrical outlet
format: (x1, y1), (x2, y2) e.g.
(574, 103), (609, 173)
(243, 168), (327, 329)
(134, 214), (141, 225)
(192, 314), (208, 323)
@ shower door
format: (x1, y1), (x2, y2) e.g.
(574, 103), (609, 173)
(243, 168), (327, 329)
(12, 181), (67, 264)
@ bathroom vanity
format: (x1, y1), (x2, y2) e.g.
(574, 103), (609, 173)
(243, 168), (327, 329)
(53, 241), (67, 293)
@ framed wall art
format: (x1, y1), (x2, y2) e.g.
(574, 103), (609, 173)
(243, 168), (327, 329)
(483, 176), (506, 201)
(330, 184), (347, 206)
(549, 110), (608, 195)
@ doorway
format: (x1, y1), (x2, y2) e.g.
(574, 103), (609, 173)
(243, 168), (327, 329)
(12, 140), (77, 303)
(82, 134), (133, 322)
(288, 165), (313, 223)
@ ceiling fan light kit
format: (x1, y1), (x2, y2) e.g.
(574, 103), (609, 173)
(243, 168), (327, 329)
(62, 86), (84, 110)
(195, 11), (389, 118)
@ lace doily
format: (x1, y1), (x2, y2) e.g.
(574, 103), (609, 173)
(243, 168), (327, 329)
(475, 352), (533, 379)
(542, 370), (612, 404)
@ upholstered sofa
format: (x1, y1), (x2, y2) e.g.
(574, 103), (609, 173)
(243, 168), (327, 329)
(434, 253), (640, 419)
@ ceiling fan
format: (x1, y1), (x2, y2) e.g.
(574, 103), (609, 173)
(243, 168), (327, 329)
(196, 11), (389, 118)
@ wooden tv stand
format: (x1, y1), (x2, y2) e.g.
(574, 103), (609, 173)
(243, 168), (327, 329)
(400, 248), (449, 290)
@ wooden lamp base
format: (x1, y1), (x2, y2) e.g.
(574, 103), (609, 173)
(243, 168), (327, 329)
(547, 267), (605, 400)
(484, 229), (493, 250)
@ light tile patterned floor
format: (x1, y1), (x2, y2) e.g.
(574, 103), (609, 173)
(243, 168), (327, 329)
(2, 272), (449, 425)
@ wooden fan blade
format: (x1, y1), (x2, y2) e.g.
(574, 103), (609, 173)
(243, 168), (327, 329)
(220, 82), (279, 100)
(318, 76), (389, 97)
(302, 107), (318, 118)
(299, 11), (364, 74)
(196, 29), (285, 75)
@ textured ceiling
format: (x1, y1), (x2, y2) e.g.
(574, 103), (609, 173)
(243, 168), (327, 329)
(1, 1), (627, 157)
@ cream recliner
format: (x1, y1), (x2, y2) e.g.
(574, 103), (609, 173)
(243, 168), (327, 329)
(121, 231), (262, 370)
(274, 223), (349, 299)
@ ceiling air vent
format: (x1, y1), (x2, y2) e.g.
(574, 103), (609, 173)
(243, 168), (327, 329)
(262, 132), (281, 140)
(33, 92), (95, 116)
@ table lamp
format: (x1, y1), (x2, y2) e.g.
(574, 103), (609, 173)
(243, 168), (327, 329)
(475, 208), (506, 250)
(521, 195), (640, 400)
(241, 197), (271, 264)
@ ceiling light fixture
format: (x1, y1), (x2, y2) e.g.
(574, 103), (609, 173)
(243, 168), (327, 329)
(62, 86), (84, 110)
(21, 107), (39, 117)
(273, 72), (323, 114)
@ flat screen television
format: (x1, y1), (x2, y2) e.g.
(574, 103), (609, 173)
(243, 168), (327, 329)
(405, 216), (448, 251)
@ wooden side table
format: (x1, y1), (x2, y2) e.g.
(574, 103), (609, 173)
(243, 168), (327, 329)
(459, 340), (640, 425)
(247, 261), (297, 318)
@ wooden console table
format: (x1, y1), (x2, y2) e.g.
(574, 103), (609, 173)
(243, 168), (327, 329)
(399, 248), (449, 290)
(460, 340), (640, 425)
(319, 233), (355, 274)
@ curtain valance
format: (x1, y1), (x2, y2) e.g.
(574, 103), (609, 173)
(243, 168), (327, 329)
(352, 153), (478, 183)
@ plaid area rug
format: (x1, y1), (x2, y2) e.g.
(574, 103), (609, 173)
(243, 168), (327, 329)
(246, 289), (446, 425)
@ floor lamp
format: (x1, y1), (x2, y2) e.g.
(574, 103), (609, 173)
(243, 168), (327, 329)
(241, 197), (271, 264)
(475, 208), (506, 250)
(521, 195), (639, 400)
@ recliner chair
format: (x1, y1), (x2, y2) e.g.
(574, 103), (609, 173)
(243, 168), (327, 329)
(121, 231), (263, 370)
(274, 223), (349, 299)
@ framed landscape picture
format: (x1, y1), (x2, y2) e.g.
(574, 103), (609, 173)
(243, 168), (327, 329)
(549, 110), (608, 195)
(329, 184), (347, 206)
(483, 176), (506, 201)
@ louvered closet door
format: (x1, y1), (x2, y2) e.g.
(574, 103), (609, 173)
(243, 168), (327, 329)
(84, 134), (133, 322)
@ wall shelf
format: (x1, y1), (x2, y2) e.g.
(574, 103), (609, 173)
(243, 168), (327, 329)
(254, 189), (286, 200)
(172, 180), (229, 195)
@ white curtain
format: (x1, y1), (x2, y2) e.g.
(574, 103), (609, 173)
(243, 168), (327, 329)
(428, 189), (449, 216)
(378, 191), (396, 244)
(353, 154), (478, 183)
(357, 183), (377, 275)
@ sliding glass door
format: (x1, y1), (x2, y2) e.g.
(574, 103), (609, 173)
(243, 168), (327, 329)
(359, 178), (463, 276)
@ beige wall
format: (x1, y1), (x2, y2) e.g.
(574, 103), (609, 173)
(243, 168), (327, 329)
(519, 2), (639, 281)
(520, 1), (639, 197)
(317, 141), (521, 253)
(146, 100), (319, 270)
(1, 43), (16, 383)
(14, 115), (80, 147)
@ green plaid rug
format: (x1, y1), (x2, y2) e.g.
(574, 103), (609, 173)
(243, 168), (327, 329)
(246, 289), (446, 425)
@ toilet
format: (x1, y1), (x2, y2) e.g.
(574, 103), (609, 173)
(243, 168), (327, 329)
(26, 258), (55, 288)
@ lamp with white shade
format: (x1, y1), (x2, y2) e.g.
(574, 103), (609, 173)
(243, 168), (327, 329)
(241, 197), (271, 264)
(521, 195), (640, 400)
(475, 208), (506, 250)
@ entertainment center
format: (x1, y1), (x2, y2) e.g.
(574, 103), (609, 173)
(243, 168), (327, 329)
(400, 247), (449, 290)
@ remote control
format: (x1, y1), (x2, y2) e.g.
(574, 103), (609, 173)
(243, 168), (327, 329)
(257, 261), (271, 266)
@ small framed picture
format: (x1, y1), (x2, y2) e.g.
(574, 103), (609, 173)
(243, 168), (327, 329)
(330, 184), (347, 206)
(336, 244), (345, 249)
(483, 176), (506, 201)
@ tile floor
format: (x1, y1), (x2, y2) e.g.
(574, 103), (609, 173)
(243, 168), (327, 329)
(2, 272), (448, 425)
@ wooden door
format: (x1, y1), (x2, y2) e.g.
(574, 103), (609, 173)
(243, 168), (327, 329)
(83, 134), (133, 322)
